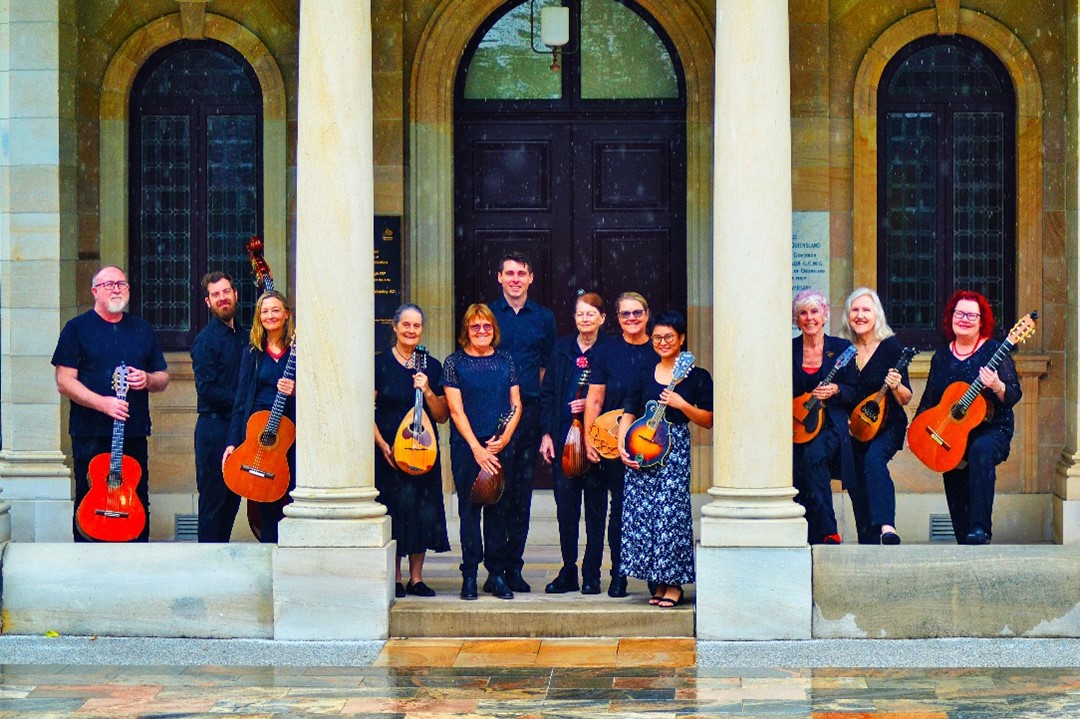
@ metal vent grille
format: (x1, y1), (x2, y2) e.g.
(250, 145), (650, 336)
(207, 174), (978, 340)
(175, 514), (199, 542)
(929, 513), (955, 542)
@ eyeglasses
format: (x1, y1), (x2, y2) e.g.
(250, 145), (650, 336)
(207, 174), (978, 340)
(93, 280), (130, 291)
(468, 323), (494, 333)
(651, 333), (677, 345)
(953, 310), (981, 321)
(617, 309), (646, 319)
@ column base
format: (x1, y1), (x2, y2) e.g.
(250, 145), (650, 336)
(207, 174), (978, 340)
(700, 486), (807, 547)
(696, 545), (811, 639)
(0, 450), (73, 542)
(273, 543), (395, 640)
(277, 515), (391, 548)
(1054, 449), (1080, 544)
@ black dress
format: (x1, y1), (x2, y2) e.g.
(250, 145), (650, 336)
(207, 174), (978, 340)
(374, 351), (451, 557)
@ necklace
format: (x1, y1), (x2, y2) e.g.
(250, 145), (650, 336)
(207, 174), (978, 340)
(392, 345), (414, 368)
(951, 340), (979, 358)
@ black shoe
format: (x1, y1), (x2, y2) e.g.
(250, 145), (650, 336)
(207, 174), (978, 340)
(482, 574), (496, 594)
(581, 579), (601, 595)
(395, 582), (406, 598)
(489, 573), (514, 599)
(505, 568), (531, 593)
(881, 531), (901, 545)
(545, 573), (579, 594)
(607, 575), (628, 598)
(460, 577), (478, 600)
(406, 580), (436, 597)
(965, 528), (990, 545)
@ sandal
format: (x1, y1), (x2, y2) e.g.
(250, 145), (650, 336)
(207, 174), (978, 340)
(648, 583), (668, 606)
(656, 586), (683, 608)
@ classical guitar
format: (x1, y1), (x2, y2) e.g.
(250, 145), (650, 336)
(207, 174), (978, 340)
(561, 359), (592, 478)
(848, 347), (919, 443)
(624, 352), (696, 468)
(588, 409), (622, 460)
(792, 344), (857, 444)
(76, 364), (147, 542)
(392, 346), (438, 475)
(908, 311), (1038, 473)
(471, 406), (517, 505)
(223, 341), (297, 503)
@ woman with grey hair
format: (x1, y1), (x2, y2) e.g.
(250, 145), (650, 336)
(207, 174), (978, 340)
(792, 289), (856, 544)
(840, 288), (913, 545)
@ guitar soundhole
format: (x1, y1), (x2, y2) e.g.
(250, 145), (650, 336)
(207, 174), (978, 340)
(950, 406), (966, 421)
(861, 403), (879, 422)
(260, 431), (277, 446)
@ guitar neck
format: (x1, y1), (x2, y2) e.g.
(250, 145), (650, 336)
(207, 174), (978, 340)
(956, 339), (1014, 409)
(265, 348), (296, 435)
(646, 376), (682, 430)
(109, 415), (126, 475)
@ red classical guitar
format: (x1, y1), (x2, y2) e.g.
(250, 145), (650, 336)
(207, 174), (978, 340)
(76, 364), (147, 542)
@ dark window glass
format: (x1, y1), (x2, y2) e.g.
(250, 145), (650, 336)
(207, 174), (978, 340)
(130, 41), (263, 349)
(878, 36), (1015, 348)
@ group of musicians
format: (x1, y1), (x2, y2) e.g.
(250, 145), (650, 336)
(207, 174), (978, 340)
(50, 262), (1022, 599)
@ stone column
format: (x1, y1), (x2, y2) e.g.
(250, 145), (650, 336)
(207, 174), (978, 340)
(696, 0), (810, 639)
(0, 0), (79, 542)
(1055, 1), (1080, 544)
(274, 0), (394, 639)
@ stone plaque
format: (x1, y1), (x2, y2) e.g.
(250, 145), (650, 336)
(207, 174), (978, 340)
(374, 216), (402, 350)
(792, 211), (830, 336)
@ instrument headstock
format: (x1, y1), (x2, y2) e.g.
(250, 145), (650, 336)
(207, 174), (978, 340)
(834, 344), (857, 369)
(245, 235), (274, 293)
(112, 363), (129, 400)
(673, 351), (695, 382)
(1007, 311), (1038, 346)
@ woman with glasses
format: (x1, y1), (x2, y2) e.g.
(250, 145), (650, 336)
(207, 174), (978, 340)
(443, 303), (522, 600)
(912, 290), (1021, 544)
(838, 288), (911, 545)
(583, 292), (657, 598)
(792, 289), (856, 545)
(373, 304), (451, 598)
(617, 310), (712, 609)
(539, 292), (609, 595)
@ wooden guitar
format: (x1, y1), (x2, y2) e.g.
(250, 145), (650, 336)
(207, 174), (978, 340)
(471, 406), (517, 505)
(76, 364), (147, 542)
(624, 352), (695, 468)
(908, 311), (1038, 473)
(588, 409), (623, 460)
(848, 347), (919, 443)
(223, 341), (297, 503)
(793, 344), (857, 444)
(392, 346), (438, 475)
(561, 360), (592, 478)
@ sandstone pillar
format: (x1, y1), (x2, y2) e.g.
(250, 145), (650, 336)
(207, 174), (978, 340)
(0, 0), (79, 542)
(274, 0), (393, 639)
(696, 0), (811, 639)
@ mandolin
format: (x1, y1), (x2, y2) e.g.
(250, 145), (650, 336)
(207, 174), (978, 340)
(793, 344), (857, 444)
(392, 346), (438, 475)
(848, 347), (919, 443)
(624, 352), (695, 468)
(561, 359), (592, 478)
(76, 364), (147, 542)
(908, 311), (1037, 473)
(471, 406), (517, 505)
(588, 409), (623, 460)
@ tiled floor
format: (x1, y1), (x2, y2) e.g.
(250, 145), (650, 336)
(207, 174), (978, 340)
(2, 643), (1080, 718)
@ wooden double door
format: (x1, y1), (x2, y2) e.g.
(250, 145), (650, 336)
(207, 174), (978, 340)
(454, 113), (686, 337)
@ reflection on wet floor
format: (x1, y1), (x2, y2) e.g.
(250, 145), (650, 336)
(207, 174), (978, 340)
(1, 642), (1079, 718)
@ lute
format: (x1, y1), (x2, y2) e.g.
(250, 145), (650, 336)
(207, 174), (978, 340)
(392, 346), (438, 475)
(561, 359), (592, 478)
(793, 344), (856, 444)
(848, 347), (919, 443)
(471, 406), (517, 505)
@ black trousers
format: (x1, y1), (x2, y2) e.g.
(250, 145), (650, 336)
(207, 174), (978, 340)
(72, 435), (150, 543)
(502, 401), (540, 571)
(943, 428), (1010, 543)
(793, 427), (840, 543)
(194, 414), (241, 542)
(451, 440), (512, 579)
(552, 453), (606, 582)
(596, 455), (626, 579)
(848, 426), (903, 544)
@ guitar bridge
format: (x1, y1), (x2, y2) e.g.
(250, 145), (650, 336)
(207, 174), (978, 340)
(95, 509), (129, 518)
(241, 464), (276, 479)
(923, 427), (951, 451)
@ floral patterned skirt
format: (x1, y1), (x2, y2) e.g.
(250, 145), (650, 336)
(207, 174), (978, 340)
(619, 423), (695, 585)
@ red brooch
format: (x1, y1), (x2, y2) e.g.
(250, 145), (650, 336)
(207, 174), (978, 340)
(576, 356), (589, 369)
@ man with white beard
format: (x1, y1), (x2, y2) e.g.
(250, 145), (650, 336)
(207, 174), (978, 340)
(52, 266), (169, 542)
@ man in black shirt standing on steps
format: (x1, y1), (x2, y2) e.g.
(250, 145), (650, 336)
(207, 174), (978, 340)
(488, 251), (556, 594)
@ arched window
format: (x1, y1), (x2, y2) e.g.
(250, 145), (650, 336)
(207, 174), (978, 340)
(130, 40), (263, 349)
(878, 36), (1015, 347)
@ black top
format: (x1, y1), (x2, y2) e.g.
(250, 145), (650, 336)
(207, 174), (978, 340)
(539, 333), (608, 444)
(190, 317), (248, 416)
(624, 365), (714, 425)
(51, 310), (168, 437)
(443, 349), (518, 442)
(916, 339), (1022, 438)
(792, 334), (857, 487)
(374, 349), (445, 447)
(489, 296), (556, 400)
(588, 335), (658, 413)
(852, 336), (913, 436)
(227, 345), (296, 448)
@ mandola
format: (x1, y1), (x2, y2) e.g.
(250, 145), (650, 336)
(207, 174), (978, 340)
(392, 346), (438, 475)
(793, 344), (856, 444)
(848, 347), (919, 443)
(624, 352), (695, 468)
(908, 311), (1037, 473)
(471, 406), (517, 506)
(561, 361), (592, 478)
(588, 409), (623, 460)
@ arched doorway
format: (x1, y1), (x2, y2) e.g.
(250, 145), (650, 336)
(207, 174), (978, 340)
(453, 0), (687, 334)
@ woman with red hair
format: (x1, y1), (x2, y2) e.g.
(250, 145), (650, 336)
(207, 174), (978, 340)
(913, 290), (1021, 544)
